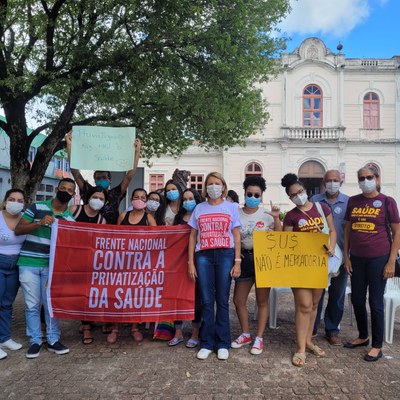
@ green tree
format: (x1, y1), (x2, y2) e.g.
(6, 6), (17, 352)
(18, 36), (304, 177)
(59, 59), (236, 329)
(0, 0), (290, 200)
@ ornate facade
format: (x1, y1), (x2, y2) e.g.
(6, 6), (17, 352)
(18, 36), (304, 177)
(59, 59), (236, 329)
(139, 38), (400, 210)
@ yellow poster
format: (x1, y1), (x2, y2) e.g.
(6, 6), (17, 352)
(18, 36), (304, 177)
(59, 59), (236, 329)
(253, 231), (329, 289)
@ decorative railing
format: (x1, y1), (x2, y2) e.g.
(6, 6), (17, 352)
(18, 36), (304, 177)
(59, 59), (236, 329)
(282, 126), (345, 140)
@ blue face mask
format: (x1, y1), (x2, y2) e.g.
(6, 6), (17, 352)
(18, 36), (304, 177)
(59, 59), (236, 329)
(183, 200), (197, 212)
(245, 196), (261, 209)
(166, 190), (180, 201)
(95, 179), (110, 190)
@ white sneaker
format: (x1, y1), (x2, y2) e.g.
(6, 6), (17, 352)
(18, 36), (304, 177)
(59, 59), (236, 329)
(250, 338), (263, 355)
(217, 348), (229, 360)
(0, 348), (7, 359)
(197, 348), (213, 360)
(0, 339), (23, 351)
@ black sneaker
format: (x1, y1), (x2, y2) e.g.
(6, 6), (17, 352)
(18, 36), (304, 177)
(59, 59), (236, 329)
(26, 343), (42, 359)
(47, 341), (70, 355)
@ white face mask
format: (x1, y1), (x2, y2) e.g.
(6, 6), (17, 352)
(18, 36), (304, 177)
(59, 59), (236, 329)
(291, 192), (308, 206)
(359, 178), (376, 194)
(325, 181), (341, 195)
(5, 201), (24, 215)
(88, 198), (105, 211)
(207, 184), (223, 199)
(147, 199), (160, 212)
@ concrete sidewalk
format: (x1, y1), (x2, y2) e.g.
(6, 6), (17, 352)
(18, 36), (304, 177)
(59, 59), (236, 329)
(1, 289), (400, 400)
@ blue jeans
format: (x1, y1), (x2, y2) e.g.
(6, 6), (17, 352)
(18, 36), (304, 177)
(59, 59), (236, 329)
(19, 267), (60, 345)
(314, 265), (348, 335)
(350, 254), (388, 348)
(196, 248), (234, 350)
(0, 254), (20, 343)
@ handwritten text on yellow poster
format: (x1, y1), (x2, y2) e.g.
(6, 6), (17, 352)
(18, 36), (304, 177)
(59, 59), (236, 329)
(253, 231), (328, 288)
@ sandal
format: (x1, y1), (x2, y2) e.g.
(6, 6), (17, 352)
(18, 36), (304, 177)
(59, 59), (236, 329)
(82, 325), (94, 345)
(107, 329), (119, 344)
(131, 328), (143, 342)
(306, 344), (326, 358)
(292, 352), (306, 367)
(185, 338), (199, 348)
(168, 337), (184, 346)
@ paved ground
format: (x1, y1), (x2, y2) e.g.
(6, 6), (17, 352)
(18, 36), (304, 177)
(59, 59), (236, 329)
(1, 287), (400, 400)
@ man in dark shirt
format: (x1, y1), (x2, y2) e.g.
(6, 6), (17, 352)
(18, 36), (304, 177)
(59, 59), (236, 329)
(65, 132), (141, 224)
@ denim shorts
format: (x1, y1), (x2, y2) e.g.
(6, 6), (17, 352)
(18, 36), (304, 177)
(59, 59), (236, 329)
(235, 249), (255, 283)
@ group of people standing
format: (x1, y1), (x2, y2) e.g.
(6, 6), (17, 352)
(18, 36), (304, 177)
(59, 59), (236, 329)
(1, 141), (399, 367)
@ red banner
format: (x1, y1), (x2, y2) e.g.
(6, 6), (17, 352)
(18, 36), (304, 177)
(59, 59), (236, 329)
(48, 220), (194, 322)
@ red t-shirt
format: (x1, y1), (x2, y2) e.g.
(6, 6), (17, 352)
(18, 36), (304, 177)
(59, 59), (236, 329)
(344, 193), (400, 258)
(283, 203), (331, 232)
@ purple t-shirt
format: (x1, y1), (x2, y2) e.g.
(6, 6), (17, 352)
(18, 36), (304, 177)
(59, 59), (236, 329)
(344, 193), (400, 258)
(283, 203), (331, 232)
(188, 200), (241, 252)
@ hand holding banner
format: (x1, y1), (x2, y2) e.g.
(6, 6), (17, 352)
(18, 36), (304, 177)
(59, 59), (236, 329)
(71, 126), (136, 171)
(48, 221), (194, 323)
(253, 231), (329, 288)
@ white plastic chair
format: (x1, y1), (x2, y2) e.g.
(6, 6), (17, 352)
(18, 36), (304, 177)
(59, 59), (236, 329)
(384, 277), (400, 344)
(268, 287), (292, 329)
(252, 287), (291, 327)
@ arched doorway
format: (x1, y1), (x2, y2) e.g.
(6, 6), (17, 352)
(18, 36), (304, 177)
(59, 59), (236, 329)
(298, 161), (325, 198)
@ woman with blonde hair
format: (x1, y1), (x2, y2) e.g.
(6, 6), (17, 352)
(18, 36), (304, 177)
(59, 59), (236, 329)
(188, 172), (241, 360)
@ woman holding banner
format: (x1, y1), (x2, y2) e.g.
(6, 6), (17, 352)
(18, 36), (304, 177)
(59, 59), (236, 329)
(168, 188), (204, 348)
(0, 189), (26, 360)
(69, 186), (107, 345)
(188, 172), (241, 360)
(281, 173), (336, 367)
(146, 191), (166, 226)
(231, 175), (282, 355)
(343, 164), (400, 362)
(107, 188), (156, 344)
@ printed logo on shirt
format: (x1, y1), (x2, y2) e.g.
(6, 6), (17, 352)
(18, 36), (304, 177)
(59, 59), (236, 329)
(198, 213), (231, 250)
(256, 221), (265, 229)
(298, 219), (307, 227)
(373, 200), (382, 208)
(350, 205), (381, 219)
(352, 222), (377, 233)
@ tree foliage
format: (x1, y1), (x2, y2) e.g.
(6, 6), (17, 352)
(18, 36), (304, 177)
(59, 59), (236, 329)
(0, 0), (290, 199)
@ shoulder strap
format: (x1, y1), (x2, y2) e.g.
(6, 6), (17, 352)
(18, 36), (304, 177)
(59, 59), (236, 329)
(384, 197), (393, 244)
(72, 205), (82, 218)
(299, 204), (322, 233)
(98, 213), (104, 224)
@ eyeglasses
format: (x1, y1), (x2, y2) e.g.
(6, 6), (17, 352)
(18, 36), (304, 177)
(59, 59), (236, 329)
(246, 193), (260, 199)
(358, 175), (375, 182)
(289, 188), (305, 199)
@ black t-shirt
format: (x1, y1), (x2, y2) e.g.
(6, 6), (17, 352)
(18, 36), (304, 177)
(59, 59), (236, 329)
(80, 182), (125, 225)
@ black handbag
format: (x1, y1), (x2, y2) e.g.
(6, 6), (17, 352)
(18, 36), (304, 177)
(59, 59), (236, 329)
(384, 198), (400, 277)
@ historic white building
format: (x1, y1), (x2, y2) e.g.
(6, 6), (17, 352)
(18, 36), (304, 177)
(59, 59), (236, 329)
(139, 38), (400, 211)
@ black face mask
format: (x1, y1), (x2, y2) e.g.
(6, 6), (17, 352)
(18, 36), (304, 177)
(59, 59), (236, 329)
(56, 190), (73, 203)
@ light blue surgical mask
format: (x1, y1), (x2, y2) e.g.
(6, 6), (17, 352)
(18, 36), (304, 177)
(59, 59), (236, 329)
(166, 190), (180, 201)
(183, 200), (197, 212)
(95, 179), (110, 190)
(245, 196), (261, 209)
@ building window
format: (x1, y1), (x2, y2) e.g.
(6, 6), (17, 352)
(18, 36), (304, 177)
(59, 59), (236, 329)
(245, 162), (262, 177)
(363, 92), (380, 129)
(190, 174), (204, 193)
(149, 174), (165, 192)
(303, 85), (322, 127)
